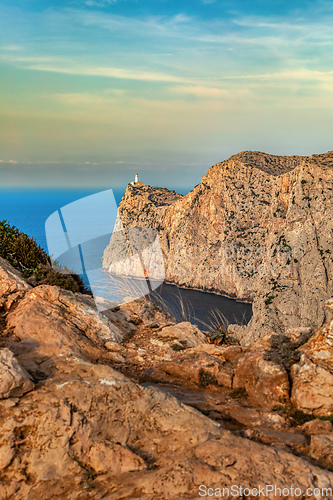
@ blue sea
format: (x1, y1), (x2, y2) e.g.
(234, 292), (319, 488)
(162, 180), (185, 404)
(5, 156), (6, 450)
(0, 188), (252, 330)
(0, 188), (127, 252)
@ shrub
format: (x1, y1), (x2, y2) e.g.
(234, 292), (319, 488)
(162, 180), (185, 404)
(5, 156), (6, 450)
(0, 220), (90, 295)
(0, 220), (48, 271)
(318, 415), (333, 423)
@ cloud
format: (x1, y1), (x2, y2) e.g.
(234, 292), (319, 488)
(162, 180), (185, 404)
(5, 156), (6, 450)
(170, 85), (229, 98)
(7, 51), (333, 87)
(9, 58), (194, 84)
(0, 45), (22, 51)
(84, 0), (117, 6)
(48, 90), (126, 106)
(0, 160), (126, 166)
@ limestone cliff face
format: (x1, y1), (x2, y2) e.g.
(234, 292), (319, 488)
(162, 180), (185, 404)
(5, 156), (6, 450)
(103, 151), (333, 343)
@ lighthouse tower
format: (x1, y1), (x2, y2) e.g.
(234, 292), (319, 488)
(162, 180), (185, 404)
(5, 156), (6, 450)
(135, 172), (139, 183)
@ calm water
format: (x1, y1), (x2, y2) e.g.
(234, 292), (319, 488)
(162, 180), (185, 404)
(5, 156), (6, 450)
(151, 282), (252, 331)
(0, 188), (252, 328)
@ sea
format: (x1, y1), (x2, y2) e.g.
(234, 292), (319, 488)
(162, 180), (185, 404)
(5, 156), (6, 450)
(0, 188), (252, 331)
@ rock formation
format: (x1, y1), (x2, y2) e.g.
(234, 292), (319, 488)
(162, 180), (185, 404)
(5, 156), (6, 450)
(103, 151), (333, 344)
(2, 257), (333, 497)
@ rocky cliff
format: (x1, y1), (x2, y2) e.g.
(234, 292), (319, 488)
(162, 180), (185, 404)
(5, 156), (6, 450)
(103, 151), (333, 344)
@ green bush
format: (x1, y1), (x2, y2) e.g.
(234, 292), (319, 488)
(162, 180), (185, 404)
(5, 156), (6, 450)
(0, 220), (48, 271)
(0, 220), (90, 295)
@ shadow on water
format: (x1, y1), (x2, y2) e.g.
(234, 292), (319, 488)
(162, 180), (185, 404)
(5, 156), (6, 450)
(149, 282), (252, 332)
(79, 269), (252, 331)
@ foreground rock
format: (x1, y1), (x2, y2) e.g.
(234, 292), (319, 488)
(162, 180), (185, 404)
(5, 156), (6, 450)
(1, 355), (333, 499)
(0, 256), (31, 310)
(233, 350), (290, 409)
(291, 298), (333, 415)
(1, 258), (333, 498)
(0, 348), (34, 399)
(106, 150), (333, 344)
(6, 284), (123, 376)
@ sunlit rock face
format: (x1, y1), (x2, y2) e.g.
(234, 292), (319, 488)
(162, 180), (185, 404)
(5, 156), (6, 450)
(108, 150), (333, 343)
(291, 298), (333, 416)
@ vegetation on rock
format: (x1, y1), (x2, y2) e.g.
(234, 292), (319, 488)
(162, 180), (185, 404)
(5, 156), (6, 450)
(0, 220), (90, 294)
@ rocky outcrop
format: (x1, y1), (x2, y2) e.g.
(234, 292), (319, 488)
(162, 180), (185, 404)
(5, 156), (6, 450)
(0, 348), (34, 399)
(233, 350), (290, 409)
(291, 298), (333, 415)
(104, 151), (333, 344)
(2, 257), (333, 498)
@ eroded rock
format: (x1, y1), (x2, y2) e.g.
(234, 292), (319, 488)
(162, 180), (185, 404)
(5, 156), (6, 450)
(6, 285), (123, 367)
(291, 299), (333, 415)
(0, 348), (34, 399)
(233, 351), (290, 408)
(310, 435), (333, 469)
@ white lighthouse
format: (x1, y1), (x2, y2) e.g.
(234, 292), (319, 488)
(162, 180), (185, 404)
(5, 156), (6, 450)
(135, 172), (139, 183)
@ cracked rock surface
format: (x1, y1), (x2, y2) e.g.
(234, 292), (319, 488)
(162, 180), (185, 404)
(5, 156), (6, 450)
(1, 258), (333, 498)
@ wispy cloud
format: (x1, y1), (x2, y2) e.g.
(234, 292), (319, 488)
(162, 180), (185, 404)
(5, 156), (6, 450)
(0, 45), (22, 51)
(0, 159), (125, 166)
(2, 55), (194, 84)
(1, 0), (333, 187)
(5, 51), (333, 87)
(84, 0), (117, 7)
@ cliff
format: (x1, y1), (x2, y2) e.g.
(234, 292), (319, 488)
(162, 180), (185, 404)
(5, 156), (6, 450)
(102, 150), (333, 344)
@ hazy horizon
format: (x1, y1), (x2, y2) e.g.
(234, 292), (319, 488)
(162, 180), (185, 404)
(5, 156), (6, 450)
(1, 0), (332, 187)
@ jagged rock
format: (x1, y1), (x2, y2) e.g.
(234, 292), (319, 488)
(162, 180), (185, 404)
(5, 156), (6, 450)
(0, 257), (31, 310)
(291, 298), (333, 415)
(302, 419), (333, 435)
(157, 349), (234, 388)
(197, 343), (243, 362)
(155, 321), (206, 348)
(291, 355), (333, 416)
(240, 427), (308, 453)
(310, 435), (333, 469)
(0, 257), (31, 296)
(107, 151), (333, 344)
(233, 351), (290, 408)
(285, 326), (313, 342)
(1, 257), (333, 497)
(5, 357), (330, 499)
(0, 348), (34, 399)
(86, 442), (146, 474)
(6, 285), (123, 369)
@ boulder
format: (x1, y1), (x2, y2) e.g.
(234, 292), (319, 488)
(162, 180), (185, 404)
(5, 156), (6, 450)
(0, 257), (31, 296)
(86, 442), (146, 474)
(155, 349), (234, 388)
(291, 355), (333, 416)
(310, 435), (333, 469)
(6, 285), (123, 365)
(233, 351), (290, 408)
(302, 419), (333, 436)
(291, 299), (333, 415)
(0, 348), (34, 399)
(155, 322), (206, 349)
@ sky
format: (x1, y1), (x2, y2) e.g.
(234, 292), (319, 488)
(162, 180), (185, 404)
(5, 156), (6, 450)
(0, 0), (333, 189)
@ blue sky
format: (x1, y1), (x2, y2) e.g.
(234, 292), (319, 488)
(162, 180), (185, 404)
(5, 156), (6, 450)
(0, 0), (332, 188)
